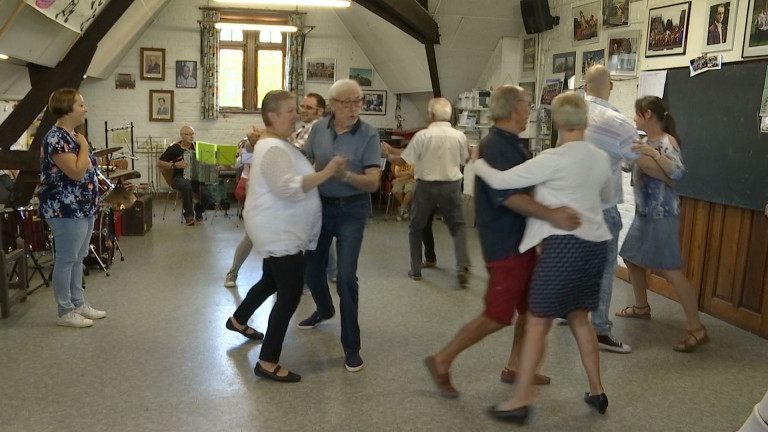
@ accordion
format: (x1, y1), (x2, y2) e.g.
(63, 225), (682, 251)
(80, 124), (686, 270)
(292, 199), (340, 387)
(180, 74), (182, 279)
(182, 150), (218, 183)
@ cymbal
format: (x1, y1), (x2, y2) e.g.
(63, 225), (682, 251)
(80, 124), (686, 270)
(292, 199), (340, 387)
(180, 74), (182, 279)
(102, 186), (137, 210)
(93, 147), (123, 157)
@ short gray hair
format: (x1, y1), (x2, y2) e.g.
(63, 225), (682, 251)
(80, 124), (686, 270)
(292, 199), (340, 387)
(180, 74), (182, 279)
(428, 98), (452, 121)
(489, 85), (524, 121)
(551, 91), (588, 130)
(328, 79), (362, 101)
(261, 90), (294, 126)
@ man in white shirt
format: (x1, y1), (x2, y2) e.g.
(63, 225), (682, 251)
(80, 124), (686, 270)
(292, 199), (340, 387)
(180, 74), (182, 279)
(291, 93), (325, 150)
(707, 4), (727, 45)
(384, 98), (470, 287)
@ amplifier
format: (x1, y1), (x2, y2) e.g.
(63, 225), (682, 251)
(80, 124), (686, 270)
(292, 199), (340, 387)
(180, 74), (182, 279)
(123, 195), (153, 235)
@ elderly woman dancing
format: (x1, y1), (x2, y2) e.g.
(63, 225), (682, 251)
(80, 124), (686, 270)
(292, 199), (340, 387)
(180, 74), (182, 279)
(473, 91), (613, 424)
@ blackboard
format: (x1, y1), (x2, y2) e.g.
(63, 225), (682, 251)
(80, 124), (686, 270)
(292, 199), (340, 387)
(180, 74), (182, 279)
(663, 61), (768, 212)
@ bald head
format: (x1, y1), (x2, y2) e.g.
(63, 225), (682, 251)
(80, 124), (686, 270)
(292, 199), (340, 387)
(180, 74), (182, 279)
(584, 65), (612, 99)
(180, 125), (195, 145)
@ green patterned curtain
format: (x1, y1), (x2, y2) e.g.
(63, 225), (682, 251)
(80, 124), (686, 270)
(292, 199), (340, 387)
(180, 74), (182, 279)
(200, 10), (220, 119)
(285, 13), (306, 101)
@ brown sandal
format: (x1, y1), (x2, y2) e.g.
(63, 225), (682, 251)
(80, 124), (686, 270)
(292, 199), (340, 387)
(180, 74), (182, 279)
(615, 305), (651, 320)
(673, 326), (710, 352)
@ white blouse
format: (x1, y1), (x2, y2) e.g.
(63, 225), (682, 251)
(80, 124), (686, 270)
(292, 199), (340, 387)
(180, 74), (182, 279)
(243, 137), (321, 258)
(473, 140), (613, 252)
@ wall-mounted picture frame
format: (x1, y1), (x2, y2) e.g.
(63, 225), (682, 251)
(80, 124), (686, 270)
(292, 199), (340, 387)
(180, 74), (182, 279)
(573, 1), (601, 45)
(521, 37), (537, 79)
(176, 60), (197, 88)
(540, 73), (565, 107)
(742, 0), (768, 58)
(581, 49), (606, 80)
(603, 0), (629, 29)
(306, 58), (336, 83)
(361, 90), (386, 115)
(149, 90), (174, 122)
(140, 48), (165, 81)
(646, 1), (691, 58)
(349, 67), (373, 86)
(702, 0), (737, 53)
(519, 81), (536, 101)
(552, 51), (576, 84)
(115, 73), (135, 90)
(607, 30), (640, 76)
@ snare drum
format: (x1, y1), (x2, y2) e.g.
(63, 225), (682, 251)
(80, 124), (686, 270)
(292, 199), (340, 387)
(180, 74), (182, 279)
(96, 170), (115, 200)
(16, 205), (50, 252)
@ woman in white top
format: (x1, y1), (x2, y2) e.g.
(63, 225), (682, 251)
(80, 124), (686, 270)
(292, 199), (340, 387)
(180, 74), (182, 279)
(225, 90), (346, 383)
(474, 91), (612, 423)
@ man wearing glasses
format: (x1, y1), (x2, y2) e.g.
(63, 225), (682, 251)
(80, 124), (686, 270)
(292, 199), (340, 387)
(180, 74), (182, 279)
(291, 93), (326, 151)
(298, 79), (382, 373)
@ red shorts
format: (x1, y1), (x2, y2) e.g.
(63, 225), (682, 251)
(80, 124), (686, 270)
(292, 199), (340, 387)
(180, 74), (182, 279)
(483, 249), (537, 325)
(235, 177), (247, 204)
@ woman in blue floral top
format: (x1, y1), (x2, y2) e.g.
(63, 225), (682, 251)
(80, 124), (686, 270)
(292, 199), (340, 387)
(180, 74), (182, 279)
(616, 96), (708, 352)
(40, 88), (107, 328)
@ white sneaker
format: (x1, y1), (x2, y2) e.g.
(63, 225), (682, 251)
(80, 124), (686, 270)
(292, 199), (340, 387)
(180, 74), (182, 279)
(75, 303), (107, 320)
(224, 270), (237, 288)
(57, 311), (93, 328)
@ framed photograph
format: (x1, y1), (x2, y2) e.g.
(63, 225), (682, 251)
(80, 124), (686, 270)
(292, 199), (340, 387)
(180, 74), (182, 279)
(115, 73), (135, 90)
(603, 0), (629, 28)
(702, 0), (737, 53)
(646, 1), (691, 57)
(552, 51), (576, 84)
(306, 58), (336, 83)
(742, 0), (768, 58)
(519, 81), (536, 100)
(573, 1), (601, 45)
(540, 73), (565, 107)
(349, 67), (373, 86)
(607, 30), (640, 76)
(149, 90), (173, 122)
(521, 37), (537, 79)
(361, 90), (386, 115)
(176, 60), (197, 88)
(581, 49), (605, 80)
(140, 48), (165, 81)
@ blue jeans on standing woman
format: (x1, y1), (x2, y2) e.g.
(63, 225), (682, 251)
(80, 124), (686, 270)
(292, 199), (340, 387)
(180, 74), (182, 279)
(592, 206), (622, 336)
(304, 198), (368, 354)
(46, 216), (94, 316)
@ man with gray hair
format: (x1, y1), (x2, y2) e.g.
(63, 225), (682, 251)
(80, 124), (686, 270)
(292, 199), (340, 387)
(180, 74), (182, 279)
(384, 97), (470, 287)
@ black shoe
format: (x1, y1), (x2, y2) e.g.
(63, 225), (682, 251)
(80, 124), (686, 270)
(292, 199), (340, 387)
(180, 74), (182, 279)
(297, 310), (334, 329)
(254, 362), (301, 383)
(487, 405), (530, 424)
(597, 334), (632, 353)
(225, 318), (264, 340)
(408, 271), (422, 281)
(584, 392), (608, 414)
(344, 351), (364, 372)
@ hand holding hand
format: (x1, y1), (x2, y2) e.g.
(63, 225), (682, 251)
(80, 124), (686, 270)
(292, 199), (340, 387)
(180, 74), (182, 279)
(548, 206), (581, 231)
(326, 155), (348, 177)
(632, 142), (659, 158)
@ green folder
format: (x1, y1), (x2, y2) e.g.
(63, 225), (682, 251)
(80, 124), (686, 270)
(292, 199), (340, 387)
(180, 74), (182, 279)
(217, 144), (238, 165)
(196, 141), (217, 164)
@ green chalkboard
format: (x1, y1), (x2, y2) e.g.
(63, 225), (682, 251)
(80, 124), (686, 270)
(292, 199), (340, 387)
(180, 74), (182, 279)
(663, 61), (768, 212)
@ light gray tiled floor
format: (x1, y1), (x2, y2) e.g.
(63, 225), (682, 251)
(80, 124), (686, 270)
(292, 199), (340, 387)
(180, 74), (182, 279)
(1, 208), (766, 432)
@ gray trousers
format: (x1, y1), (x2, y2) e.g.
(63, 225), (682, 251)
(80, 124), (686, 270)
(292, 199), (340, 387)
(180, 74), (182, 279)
(408, 180), (468, 274)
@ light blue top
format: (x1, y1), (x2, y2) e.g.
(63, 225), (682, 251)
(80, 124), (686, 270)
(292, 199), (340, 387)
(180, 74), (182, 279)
(632, 134), (685, 219)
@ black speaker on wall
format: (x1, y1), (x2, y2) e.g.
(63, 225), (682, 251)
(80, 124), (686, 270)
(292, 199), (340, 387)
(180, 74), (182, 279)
(520, 0), (557, 34)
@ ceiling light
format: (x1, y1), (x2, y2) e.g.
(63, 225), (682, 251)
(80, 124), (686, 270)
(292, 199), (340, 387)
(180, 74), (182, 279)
(212, 0), (351, 7)
(0, 54), (8, 60)
(215, 22), (298, 32)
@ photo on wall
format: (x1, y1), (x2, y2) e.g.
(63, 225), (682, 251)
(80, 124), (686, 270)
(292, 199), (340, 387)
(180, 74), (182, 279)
(140, 47), (165, 81)
(607, 31), (640, 76)
(646, 1), (691, 57)
(602, 0), (629, 28)
(552, 51), (576, 84)
(742, 0), (768, 58)
(115, 73), (135, 89)
(176, 61), (197, 88)
(702, 0), (737, 53)
(149, 90), (174, 122)
(573, 1), (601, 45)
(361, 90), (386, 115)
(581, 49), (605, 80)
(521, 37), (537, 78)
(540, 73), (565, 107)
(349, 68), (373, 86)
(306, 58), (336, 83)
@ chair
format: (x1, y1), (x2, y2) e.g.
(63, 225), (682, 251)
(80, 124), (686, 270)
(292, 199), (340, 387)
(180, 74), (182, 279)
(159, 168), (181, 221)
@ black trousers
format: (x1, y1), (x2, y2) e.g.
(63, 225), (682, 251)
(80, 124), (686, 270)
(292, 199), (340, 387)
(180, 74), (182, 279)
(233, 252), (304, 363)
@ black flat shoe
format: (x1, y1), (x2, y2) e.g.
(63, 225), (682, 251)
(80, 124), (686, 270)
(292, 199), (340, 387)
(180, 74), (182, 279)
(584, 392), (608, 414)
(226, 318), (264, 340)
(487, 405), (530, 424)
(254, 362), (301, 383)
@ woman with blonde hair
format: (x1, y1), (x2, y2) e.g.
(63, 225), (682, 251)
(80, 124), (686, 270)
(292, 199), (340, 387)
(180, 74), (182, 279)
(473, 91), (613, 423)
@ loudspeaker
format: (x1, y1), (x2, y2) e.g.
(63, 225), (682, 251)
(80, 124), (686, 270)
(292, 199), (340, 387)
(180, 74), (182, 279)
(123, 195), (153, 236)
(520, 0), (556, 34)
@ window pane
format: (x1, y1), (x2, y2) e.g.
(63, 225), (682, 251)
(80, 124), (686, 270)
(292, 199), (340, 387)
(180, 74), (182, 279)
(232, 29), (243, 41)
(258, 31), (270, 43)
(257, 50), (283, 108)
(270, 31), (282, 44)
(219, 28), (231, 41)
(219, 49), (244, 108)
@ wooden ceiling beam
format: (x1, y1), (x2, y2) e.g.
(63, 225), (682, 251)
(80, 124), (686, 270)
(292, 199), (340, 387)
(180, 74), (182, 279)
(354, 0), (439, 44)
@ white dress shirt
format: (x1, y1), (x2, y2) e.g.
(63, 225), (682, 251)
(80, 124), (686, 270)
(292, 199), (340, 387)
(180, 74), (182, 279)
(401, 121), (468, 181)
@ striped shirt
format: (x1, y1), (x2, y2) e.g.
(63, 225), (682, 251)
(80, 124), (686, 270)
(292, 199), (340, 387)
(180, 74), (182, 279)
(584, 95), (640, 208)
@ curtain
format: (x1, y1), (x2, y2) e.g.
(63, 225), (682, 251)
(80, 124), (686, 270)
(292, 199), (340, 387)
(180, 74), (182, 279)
(200, 10), (220, 120)
(285, 13), (306, 101)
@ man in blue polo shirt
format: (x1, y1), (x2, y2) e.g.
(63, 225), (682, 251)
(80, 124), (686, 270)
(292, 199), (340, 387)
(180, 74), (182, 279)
(297, 79), (382, 373)
(424, 85), (581, 397)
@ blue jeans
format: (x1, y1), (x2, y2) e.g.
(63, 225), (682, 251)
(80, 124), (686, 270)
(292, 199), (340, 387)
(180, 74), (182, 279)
(46, 217), (94, 316)
(305, 198), (368, 353)
(592, 206), (622, 336)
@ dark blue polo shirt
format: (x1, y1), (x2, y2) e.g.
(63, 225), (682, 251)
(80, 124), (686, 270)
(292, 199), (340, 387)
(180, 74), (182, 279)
(475, 126), (531, 261)
(304, 115), (381, 198)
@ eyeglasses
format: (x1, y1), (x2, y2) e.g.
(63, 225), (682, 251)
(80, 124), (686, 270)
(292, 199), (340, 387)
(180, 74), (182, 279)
(332, 98), (363, 107)
(299, 104), (317, 110)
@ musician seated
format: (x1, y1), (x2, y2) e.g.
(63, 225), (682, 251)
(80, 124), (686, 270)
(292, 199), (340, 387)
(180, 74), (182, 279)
(157, 125), (212, 225)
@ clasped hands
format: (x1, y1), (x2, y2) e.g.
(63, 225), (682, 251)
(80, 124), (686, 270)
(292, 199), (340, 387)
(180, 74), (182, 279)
(325, 154), (349, 179)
